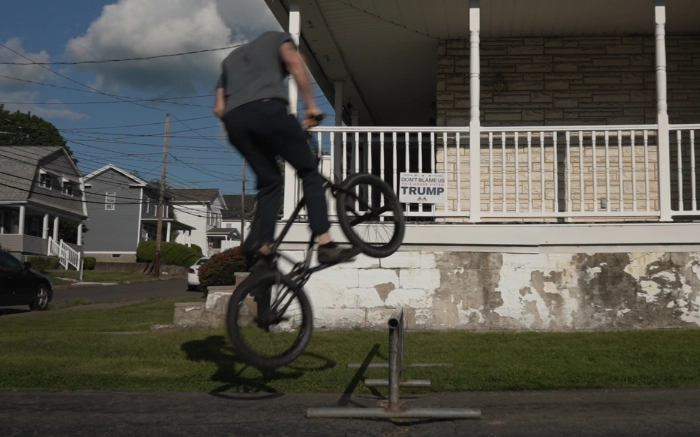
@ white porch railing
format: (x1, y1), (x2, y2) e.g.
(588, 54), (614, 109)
(670, 124), (700, 215)
(48, 237), (82, 270)
(298, 125), (665, 222)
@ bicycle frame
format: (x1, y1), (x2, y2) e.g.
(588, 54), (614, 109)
(268, 174), (342, 289)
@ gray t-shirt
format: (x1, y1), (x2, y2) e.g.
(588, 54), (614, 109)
(217, 31), (294, 115)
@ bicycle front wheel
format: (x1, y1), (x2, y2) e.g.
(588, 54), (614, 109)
(226, 271), (313, 369)
(336, 173), (405, 258)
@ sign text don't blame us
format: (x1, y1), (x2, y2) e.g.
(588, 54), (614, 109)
(398, 173), (447, 204)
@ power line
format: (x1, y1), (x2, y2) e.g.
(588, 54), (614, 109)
(55, 115), (212, 131)
(0, 44), (242, 65)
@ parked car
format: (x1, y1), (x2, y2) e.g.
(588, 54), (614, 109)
(0, 251), (53, 311)
(187, 257), (209, 291)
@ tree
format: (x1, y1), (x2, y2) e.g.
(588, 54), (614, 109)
(0, 105), (76, 162)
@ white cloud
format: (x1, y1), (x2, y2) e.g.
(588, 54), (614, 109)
(0, 38), (53, 90)
(0, 91), (87, 121)
(65, 0), (281, 96)
(215, 0), (281, 38)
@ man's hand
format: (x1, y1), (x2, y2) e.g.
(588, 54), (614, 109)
(302, 106), (323, 129)
(213, 87), (226, 119)
(213, 102), (225, 119)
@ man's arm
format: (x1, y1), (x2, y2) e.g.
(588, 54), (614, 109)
(279, 41), (322, 128)
(213, 86), (226, 119)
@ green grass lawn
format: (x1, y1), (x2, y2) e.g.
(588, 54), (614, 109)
(1, 296), (699, 393)
(46, 270), (163, 284)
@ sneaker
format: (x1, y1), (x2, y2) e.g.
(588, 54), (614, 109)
(240, 237), (262, 257)
(249, 254), (275, 274)
(317, 242), (361, 265)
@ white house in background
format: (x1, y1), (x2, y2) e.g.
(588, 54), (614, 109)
(252, 0), (700, 332)
(171, 189), (236, 255)
(220, 194), (256, 245)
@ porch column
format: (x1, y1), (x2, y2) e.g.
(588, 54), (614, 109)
(282, 0), (301, 220)
(77, 223), (83, 246)
(655, 0), (672, 222)
(166, 222), (171, 243)
(334, 80), (344, 126)
(42, 213), (49, 239)
(334, 80), (344, 181)
(468, 0), (482, 222)
(53, 216), (59, 241)
(18, 206), (25, 235)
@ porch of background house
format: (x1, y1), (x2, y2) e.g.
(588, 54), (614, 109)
(273, 0), (700, 247)
(0, 205), (83, 268)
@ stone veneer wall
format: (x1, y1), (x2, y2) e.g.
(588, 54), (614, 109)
(285, 250), (700, 331)
(436, 35), (700, 126)
(433, 35), (700, 221)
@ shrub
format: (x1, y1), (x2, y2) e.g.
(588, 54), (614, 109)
(27, 256), (60, 273)
(136, 241), (201, 267)
(190, 244), (203, 257)
(199, 247), (257, 287)
(136, 241), (157, 263)
(83, 257), (96, 270)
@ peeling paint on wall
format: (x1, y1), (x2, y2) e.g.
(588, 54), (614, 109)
(283, 249), (700, 331)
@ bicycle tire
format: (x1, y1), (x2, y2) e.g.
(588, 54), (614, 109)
(336, 173), (405, 258)
(226, 271), (313, 369)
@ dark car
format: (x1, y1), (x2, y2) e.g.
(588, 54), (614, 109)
(0, 251), (53, 311)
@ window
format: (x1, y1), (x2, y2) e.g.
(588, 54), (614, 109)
(62, 182), (73, 196)
(105, 192), (116, 210)
(0, 251), (22, 269)
(145, 198), (151, 214)
(39, 173), (51, 189)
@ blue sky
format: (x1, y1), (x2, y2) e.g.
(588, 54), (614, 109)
(0, 0), (334, 194)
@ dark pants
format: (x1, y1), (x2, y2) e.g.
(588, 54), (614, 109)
(222, 99), (330, 248)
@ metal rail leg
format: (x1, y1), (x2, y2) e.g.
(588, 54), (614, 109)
(307, 308), (481, 420)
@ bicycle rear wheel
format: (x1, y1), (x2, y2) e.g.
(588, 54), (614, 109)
(336, 173), (405, 258)
(226, 271), (313, 369)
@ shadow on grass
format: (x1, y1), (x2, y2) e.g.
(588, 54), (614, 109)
(181, 335), (336, 400)
(338, 343), (384, 407)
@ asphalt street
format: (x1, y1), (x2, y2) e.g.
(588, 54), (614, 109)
(0, 278), (198, 316)
(0, 388), (699, 436)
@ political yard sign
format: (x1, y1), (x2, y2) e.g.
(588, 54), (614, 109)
(399, 173), (447, 204)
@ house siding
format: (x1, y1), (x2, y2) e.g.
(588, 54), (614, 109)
(174, 204), (208, 249)
(28, 152), (85, 217)
(83, 169), (141, 253)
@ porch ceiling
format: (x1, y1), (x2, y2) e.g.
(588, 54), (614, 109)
(266, 0), (700, 126)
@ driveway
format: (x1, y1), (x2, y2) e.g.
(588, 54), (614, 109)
(0, 279), (199, 316)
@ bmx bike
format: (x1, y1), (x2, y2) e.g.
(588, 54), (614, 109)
(226, 169), (406, 369)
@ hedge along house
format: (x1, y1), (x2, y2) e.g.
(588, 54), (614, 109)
(257, 0), (700, 331)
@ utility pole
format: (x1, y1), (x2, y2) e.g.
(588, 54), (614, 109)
(240, 158), (246, 244)
(154, 113), (170, 278)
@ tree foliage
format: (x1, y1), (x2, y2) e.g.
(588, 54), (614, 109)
(0, 105), (76, 162)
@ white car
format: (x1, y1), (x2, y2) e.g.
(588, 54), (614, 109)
(187, 257), (209, 291)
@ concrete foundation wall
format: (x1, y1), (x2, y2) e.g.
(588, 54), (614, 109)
(281, 250), (700, 331)
(87, 253), (137, 263)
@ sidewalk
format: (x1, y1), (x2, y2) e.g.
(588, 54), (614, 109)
(1, 388), (698, 436)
